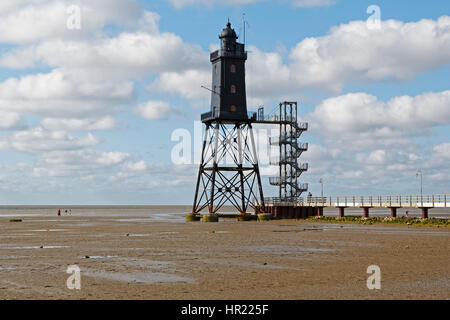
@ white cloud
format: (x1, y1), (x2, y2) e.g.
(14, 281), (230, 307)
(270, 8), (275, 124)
(40, 149), (129, 166)
(134, 100), (178, 120)
(0, 111), (26, 130)
(151, 16), (450, 103)
(246, 46), (294, 100)
(0, 31), (207, 75)
(364, 150), (386, 165)
(41, 116), (117, 131)
(0, 68), (134, 118)
(30, 149), (130, 177)
(300, 90), (450, 195)
(150, 69), (210, 100)
(124, 161), (148, 172)
(95, 152), (130, 166)
(0, 140), (8, 150)
(293, 0), (336, 7)
(432, 143), (450, 159)
(0, 14), (206, 122)
(167, 0), (336, 9)
(10, 128), (100, 153)
(289, 16), (450, 92)
(168, 0), (261, 9)
(427, 143), (450, 172)
(0, 0), (142, 44)
(309, 90), (450, 140)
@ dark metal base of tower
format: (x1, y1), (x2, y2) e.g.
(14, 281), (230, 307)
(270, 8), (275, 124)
(192, 121), (265, 214)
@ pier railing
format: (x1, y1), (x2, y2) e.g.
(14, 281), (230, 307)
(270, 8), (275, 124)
(264, 194), (449, 208)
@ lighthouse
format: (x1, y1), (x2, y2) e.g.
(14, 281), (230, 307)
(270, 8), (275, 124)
(202, 22), (250, 123)
(192, 22), (265, 216)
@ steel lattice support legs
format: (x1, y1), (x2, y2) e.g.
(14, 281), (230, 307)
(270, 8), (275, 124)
(192, 122), (265, 214)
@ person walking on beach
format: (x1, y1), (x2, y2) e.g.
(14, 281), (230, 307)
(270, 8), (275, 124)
(57, 209), (61, 216)
(405, 210), (409, 217)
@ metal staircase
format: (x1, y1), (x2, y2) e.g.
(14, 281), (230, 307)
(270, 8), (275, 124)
(268, 101), (309, 202)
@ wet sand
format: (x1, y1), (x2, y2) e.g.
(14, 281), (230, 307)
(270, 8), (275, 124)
(0, 206), (449, 300)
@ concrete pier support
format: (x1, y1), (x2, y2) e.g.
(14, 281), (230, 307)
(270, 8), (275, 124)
(420, 208), (429, 219)
(338, 207), (345, 218)
(295, 207), (301, 219)
(273, 206), (279, 219)
(301, 207), (307, 219)
(317, 207), (324, 217)
(282, 206), (288, 219)
(288, 206), (295, 219)
(389, 207), (398, 218)
(362, 207), (370, 218)
(202, 214), (219, 222)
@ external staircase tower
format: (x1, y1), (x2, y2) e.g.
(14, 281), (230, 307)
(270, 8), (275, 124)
(268, 102), (309, 202)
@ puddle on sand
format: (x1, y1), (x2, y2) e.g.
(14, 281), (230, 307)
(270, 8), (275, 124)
(0, 234), (36, 238)
(118, 258), (173, 270)
(0, 266), (17, 271)
(23, 220), (66, 223)
(0, 255), (32, 260)
(123, 232), (177, 237)
(29, 229), (67, 232)
(83, 256), (174, 271)
(115, 218), (154, 223)
(0, 245), (69, 250)
(114, 214), (185, 223)
(83, 270), (193, 284)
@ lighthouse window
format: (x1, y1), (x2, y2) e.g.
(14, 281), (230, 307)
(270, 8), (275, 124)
(231, 85), (236, 94)
(214, 86), (217, 94)
(214, 65), (218, 74)
(231, 105), (237, 112)
(231, 64), (236, 73)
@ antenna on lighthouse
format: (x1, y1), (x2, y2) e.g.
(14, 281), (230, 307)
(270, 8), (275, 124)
(243, 13), (249, 47)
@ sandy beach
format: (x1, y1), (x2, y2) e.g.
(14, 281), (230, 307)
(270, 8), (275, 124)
(0, 206), (449, 300)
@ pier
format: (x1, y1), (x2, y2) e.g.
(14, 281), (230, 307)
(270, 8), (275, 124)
(262, 194), (449, 219)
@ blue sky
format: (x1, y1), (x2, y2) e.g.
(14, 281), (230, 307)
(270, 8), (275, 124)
(0, 0), (449, 205)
